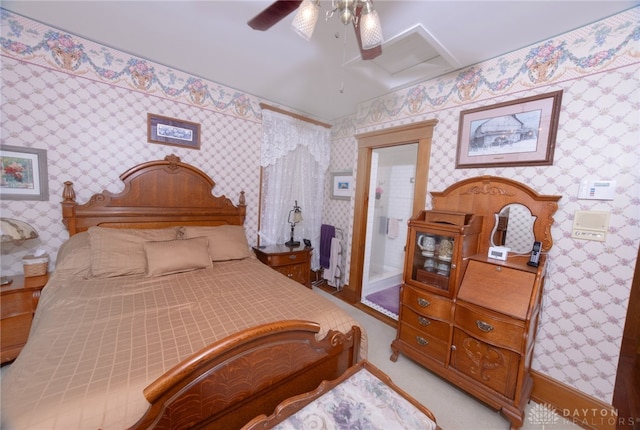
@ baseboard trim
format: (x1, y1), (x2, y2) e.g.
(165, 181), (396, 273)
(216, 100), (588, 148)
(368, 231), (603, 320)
(531, 370), (618, 430)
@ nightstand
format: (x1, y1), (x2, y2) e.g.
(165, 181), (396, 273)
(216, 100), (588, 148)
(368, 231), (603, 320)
(1, 272), (49, 364)
(253, 245), (312, 288)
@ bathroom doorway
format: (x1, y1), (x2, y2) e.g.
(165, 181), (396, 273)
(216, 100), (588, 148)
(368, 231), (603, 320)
(344, 120), (437, 323)
(361, 145), (418, 319)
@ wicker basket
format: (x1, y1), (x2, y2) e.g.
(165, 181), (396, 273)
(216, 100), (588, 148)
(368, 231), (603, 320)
(23, 254), (49, 278)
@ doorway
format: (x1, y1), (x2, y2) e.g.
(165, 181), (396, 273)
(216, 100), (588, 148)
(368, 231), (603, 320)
(361, 145), (418, 319)
(344, 120), (437, 316)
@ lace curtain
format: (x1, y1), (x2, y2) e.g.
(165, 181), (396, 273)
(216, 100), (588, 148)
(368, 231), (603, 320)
(259, 110), (330, 270)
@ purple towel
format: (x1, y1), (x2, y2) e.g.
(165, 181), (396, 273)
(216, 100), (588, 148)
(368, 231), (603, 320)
(320, 224), (335, 269)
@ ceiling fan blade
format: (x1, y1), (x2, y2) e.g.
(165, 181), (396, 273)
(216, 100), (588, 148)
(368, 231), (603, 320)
(248, 0), (302, 31)
(353, 1), (382, 60)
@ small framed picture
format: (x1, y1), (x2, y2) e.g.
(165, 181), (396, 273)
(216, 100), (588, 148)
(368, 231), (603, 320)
(0, 145), (49, 201)
(147, 113), (201, 149)
(456, 90), (563, 168)
(331, 171), (353, 200)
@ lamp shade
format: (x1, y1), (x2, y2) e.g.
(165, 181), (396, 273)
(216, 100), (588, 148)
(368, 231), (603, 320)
(0, 218), (38, 244)
(291, 0), (320, 41)
(359, 1), (383, 49)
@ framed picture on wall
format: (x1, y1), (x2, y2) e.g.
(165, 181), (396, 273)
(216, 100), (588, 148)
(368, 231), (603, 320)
(0, 145), (49, 201)
(147, 113), (201, 149)
(456, 90), (563, 168)
(331, 171), (353, 200)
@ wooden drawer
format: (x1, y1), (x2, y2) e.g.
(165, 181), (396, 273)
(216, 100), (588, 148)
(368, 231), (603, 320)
(1, 291), (34, 317)
(273, 263), (308, 285)
(451, 328), (520, 399)
(454, 302), (524, 353)
(398, 322), (449, 364)
(264, 252), (309, 267)
(1, 313), (32, 362)
(403, 286), (452, 322)
(401, 305), (450, 342)
(1, 291), (38, 363)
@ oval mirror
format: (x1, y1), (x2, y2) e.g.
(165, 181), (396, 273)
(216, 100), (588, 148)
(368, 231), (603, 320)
(490, 203), (537, 254)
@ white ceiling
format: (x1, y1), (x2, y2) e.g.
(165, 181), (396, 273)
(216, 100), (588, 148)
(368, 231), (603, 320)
(2, 1), (637, 122)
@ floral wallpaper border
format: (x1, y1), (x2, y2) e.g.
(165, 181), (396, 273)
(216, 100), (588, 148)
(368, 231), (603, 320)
(336, 7), (640, 135)
(0, 8), (262, 122)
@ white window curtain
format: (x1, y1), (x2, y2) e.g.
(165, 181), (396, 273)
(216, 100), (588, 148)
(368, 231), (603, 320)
(259, 110), (330, 270)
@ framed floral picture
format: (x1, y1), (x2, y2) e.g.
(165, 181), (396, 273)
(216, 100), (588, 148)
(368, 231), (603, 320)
(456, 90), (563, 168)
(0, 145), (49, 201)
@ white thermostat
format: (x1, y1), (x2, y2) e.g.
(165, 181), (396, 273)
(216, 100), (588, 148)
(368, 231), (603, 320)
(488, 246), (509, 261)
(577, 179), (616, 200)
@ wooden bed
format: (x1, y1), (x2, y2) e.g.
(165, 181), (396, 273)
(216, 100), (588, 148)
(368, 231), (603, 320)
(4, 155), (362, 430)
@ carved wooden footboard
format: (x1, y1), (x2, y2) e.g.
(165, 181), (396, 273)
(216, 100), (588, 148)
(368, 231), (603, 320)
(129, 321), (361, 430)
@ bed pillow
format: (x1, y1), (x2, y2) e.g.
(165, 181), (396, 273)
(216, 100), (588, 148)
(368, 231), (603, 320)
(144, 237), (211, 277)
(55, 231), (92, 277)
(88, 226), (179, 278)
(181, 225), (252, 261)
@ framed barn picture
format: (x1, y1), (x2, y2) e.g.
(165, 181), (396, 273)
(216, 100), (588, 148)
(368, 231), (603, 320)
(456, 91), (563, 168)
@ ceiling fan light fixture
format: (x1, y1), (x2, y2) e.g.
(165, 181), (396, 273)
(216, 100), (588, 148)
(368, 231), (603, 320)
(292, 0), (320, 41)
(359, 0), (383, 49)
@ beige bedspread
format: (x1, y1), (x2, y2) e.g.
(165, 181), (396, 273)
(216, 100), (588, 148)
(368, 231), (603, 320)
(1, 250), (366, 429)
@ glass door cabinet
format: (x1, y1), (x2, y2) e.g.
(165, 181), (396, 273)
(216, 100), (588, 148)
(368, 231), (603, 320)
(404, 211), (483, 298)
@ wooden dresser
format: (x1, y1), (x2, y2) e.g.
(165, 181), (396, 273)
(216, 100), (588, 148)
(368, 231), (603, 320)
(253, 244), (312, 288)
(391, 176), (560, 429)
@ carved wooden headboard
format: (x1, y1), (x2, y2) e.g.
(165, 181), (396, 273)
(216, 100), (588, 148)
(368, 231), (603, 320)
(430, 176), (561, 254)
(61, 155), (246, 235)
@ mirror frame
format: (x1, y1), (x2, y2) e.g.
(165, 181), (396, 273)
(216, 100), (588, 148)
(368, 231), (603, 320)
(430, 176), (561, 256)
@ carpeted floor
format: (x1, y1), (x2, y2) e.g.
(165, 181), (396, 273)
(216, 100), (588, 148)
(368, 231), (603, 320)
(365, 284), (400, 315)
(314, 287), (581, 430)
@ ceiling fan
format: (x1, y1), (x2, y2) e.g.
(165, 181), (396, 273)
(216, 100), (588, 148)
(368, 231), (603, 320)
(248, 0), (383, 60)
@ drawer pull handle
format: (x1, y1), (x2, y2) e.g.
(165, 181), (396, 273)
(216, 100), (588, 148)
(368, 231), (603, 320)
(418, 317), (431, 326)
(288, 255), (297, 260)
(476, 320), (494, 332)
(417, 298), (430, 307)
(287, 274), (293, 278)
(416, 336), (429, 346)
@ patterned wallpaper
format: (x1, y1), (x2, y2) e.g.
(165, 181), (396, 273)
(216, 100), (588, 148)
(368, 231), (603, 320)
(324, 7), (640, 403)
(0, 10), (263, 273)
(1, 6), (639, 407)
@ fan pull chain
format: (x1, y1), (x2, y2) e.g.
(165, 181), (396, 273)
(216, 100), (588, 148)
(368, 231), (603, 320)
(339, 26), (348, 94)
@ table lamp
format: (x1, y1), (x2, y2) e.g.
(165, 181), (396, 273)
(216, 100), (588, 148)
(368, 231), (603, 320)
(1, 218), (39, 285)
(285, 201), (303, 247)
